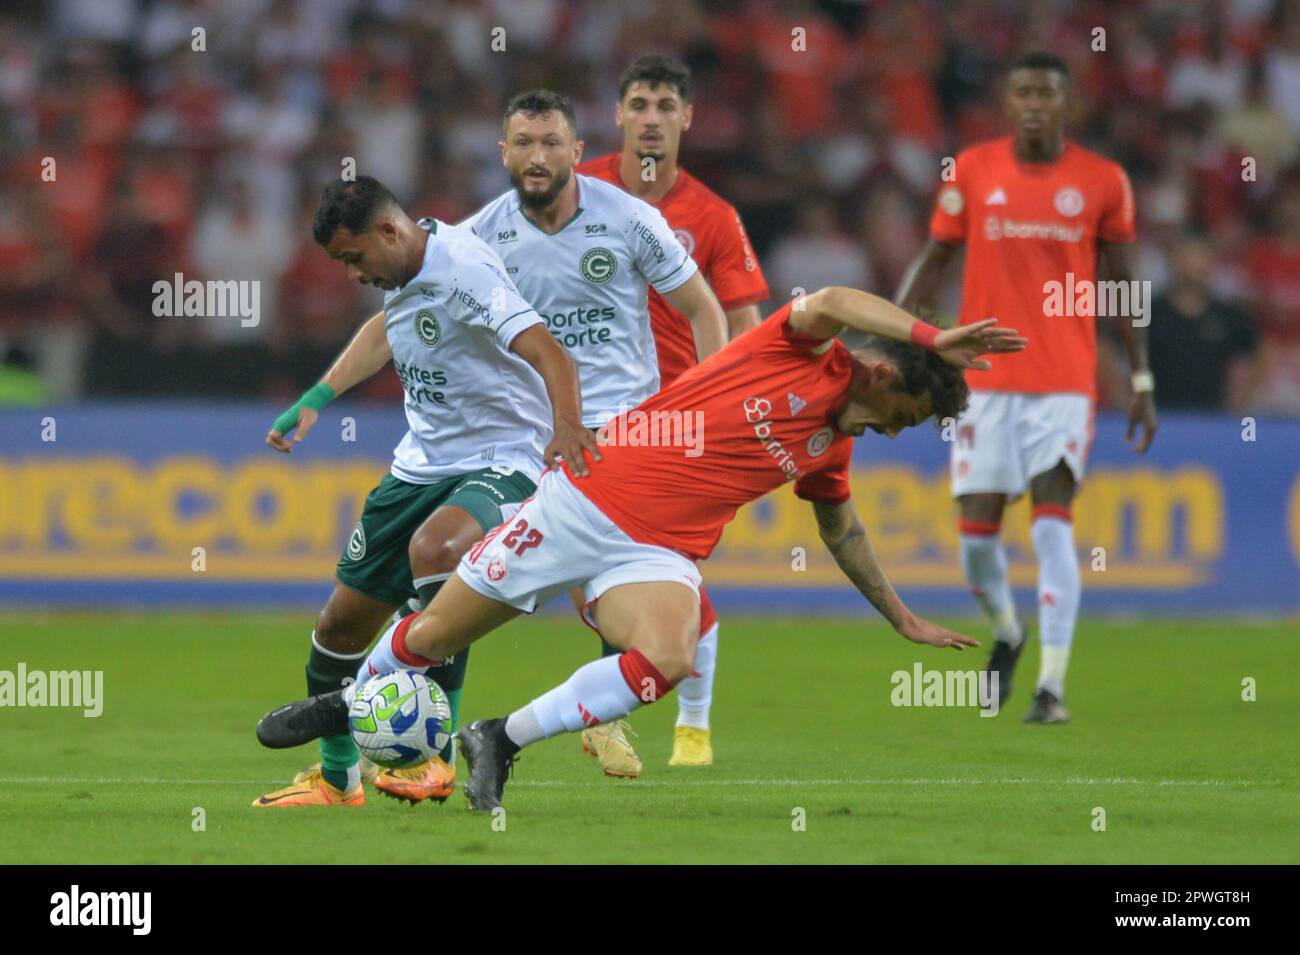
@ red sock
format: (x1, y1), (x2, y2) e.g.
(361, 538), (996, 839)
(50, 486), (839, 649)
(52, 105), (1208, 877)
(617, 649), (674, 703)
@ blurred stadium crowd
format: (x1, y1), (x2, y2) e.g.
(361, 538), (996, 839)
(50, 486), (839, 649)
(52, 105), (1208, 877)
(1, 0), (1298, 413)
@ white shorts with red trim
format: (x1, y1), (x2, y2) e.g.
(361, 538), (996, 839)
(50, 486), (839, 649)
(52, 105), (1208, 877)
(950, 391), (1094, 499)
(458, 468), (702, 614)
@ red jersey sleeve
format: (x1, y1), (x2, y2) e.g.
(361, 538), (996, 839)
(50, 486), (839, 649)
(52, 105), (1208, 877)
(1097, 162), (1137, 244)
(928, 153), (967, 244)
(793, 439), (852, 505)
(703, 205), (770, 310)
(775, 304), (842, 353)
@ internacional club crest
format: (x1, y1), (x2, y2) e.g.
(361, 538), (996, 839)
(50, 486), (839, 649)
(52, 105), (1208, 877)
(579, 248), (618, 286)
(415, 309), (441, 347)
(807, 427), (834, 457)
(1053, 186), (1085, 217)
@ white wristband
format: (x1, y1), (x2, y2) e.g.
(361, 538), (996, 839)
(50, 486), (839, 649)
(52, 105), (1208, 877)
(1131, 370), (1154, 393)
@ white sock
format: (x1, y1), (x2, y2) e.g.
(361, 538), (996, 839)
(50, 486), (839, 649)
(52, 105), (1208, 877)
(960, 532), (1021, 646)
(504, 655), (642, 749)
(354, 615), (434, 685)
(1032, 515), (1080, 699)
(676, 623), (718, 729)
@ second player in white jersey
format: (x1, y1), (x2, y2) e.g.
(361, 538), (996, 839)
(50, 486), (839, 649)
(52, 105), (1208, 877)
(385, 218), (553, 483)
(462, 174), (699, 428)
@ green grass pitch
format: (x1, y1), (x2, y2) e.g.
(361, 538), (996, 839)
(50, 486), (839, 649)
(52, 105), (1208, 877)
(0, 612), (1295, 864)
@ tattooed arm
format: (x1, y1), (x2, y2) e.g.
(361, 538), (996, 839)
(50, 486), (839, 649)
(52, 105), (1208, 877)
(812, 500), (978, 650)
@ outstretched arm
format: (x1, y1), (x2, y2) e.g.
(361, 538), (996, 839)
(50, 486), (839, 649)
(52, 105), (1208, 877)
(267, 310), (391, 452)
(789, 287), (1027, 369)
(320, 309), (392, 395)
(508, 324), (599, 476)
(813, 499), (978, 650)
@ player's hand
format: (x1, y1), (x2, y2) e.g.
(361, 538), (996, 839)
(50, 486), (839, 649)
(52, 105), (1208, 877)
(1127, 390), (1157, 454)
(896, 613), (980, 650)
(933, 319), (1028, 371)
(545, 418), (601, 477)
(266, 407), (319, 453)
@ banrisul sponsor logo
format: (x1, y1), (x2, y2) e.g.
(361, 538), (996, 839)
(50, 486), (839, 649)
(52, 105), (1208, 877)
(415, 309), (441, 347)
(579, 247), (617, 286)
(742, 396), (801, 480)
(50, 885), (151, 935)
(347, 521), (366, 560)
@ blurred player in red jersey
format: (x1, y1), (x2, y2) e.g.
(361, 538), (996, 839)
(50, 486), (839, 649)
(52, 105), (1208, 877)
(256, 289), (1028, 810)
(576, 54), (771, 770)
(896, 52), (1158, 724)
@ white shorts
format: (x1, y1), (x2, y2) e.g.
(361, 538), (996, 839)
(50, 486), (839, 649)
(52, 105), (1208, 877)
(950, 392), (1094, 498)
(457, 469), (702, 613)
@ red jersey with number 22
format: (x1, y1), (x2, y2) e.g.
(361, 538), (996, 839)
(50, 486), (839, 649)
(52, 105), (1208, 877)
(565, 304), (855, 561)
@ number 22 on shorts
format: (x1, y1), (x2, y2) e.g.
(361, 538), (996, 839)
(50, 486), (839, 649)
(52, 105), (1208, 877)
(500, 518), (543, 557)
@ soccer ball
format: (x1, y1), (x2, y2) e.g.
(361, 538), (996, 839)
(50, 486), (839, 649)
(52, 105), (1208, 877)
(347, 670), (451, 769)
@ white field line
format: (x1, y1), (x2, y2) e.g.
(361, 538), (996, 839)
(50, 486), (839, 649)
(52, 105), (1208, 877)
(0, 776), (1269, 787)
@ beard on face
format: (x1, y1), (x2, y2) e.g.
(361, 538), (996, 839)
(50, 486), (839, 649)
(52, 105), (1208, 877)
(510, 165), (571, 211)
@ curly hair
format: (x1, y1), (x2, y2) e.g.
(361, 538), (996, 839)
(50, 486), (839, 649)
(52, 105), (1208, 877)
(861, 336), (970, 425)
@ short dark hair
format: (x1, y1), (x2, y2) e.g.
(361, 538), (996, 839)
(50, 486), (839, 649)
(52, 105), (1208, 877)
(312, 176), (397, 246)
(1007, 50), (1071, 86)
(502, 88), (577, 136)
(863, 336), (970, 425)
(618, 53), (691, 102)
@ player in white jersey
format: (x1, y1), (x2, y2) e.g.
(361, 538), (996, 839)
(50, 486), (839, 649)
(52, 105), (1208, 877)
(253, 176), (593, 809)
(464, 89), (729, 783)
(297, 92), (729, 802)
(461, 89), (728, 426)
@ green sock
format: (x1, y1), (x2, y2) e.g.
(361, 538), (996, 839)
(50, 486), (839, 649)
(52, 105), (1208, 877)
(417, 576), (468, 763)
(306, 643), (363, 791)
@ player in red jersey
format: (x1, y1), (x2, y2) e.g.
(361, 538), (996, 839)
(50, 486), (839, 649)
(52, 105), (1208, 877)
(575, 54), (771, 770)
(896, 52), (1158, 724)
(255, 288), (1028, 810)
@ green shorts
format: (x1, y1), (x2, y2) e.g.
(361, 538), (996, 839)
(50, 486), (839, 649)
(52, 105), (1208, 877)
(336, 467), (537, 606)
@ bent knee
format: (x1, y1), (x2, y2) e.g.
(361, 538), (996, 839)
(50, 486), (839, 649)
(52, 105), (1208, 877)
(409, 527), (469, 577)
(638, 634), (698, 687)
(314, 603), (373, 656)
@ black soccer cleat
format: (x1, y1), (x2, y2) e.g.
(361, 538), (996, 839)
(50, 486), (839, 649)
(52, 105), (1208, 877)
(256, 689), (350, 749)
(983, 621), (1029, 708)
(1023, 688), (1070, 724)
(458, 718), (519, 813)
